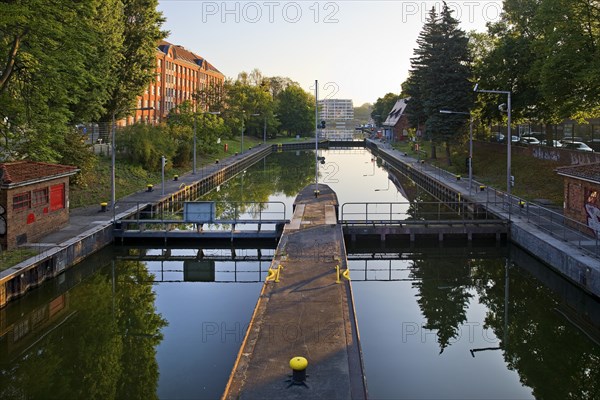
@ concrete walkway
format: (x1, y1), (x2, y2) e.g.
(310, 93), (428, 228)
(369, 139), (600, 297)
(223, 184), (367, 400)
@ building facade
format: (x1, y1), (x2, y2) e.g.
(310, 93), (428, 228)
(126, 40), (225, 125)
(382, 98), (410, 142)
(0, 162), (79, 250)
(556, 162), (600, 238)
(318, 99), (354, 129)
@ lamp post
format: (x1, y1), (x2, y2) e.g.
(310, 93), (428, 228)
(440, 109), (474, 195)
(241, 111), (260, 154)
(110, 106), (153, 209)
(474, 86), (512, 204)
(193, 111), (220, 174)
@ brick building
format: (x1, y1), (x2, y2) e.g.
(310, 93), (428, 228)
(0, 162), (79, 250)
(127, 40), (225, 125)
(382, 98), (410, 142)
(556, 162), (600, 238)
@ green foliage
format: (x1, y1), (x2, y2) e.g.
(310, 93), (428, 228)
(354, 103), (373, 125)
(118, 124), (176, 171)
(0, 0), (124, 161)
(102, 0), (166, 120)
(276, 85), (315, 136)
(371, 93), (399, 127)
(57, 129), (98, 186)
(403, 4), (473, 162)
(474, 0), (600, 124)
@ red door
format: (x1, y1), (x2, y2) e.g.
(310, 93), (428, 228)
(50, 184), (65, 211)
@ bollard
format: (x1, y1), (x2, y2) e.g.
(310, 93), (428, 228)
(147, 184), (153, 192)
(100, 202), (107, 212)
(173, 175), (178, 181)
(287, 357), (308, 387)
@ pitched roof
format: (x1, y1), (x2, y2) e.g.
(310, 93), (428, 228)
(556, 162), (600, 184)
(157, 40), (223, 75)
(0, 161), (79, 187)
(383, 98), (409, 127)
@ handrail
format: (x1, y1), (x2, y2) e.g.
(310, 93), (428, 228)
(112, 200), (288, 230)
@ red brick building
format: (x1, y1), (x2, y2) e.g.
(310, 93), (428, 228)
(556, 162), (600, 238)
(127, 40), (225, 125)
(382, 98), (410, 142)
(0, 162), (78, 250)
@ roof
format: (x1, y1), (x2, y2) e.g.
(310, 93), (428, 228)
(157, 40), (223, 75)
(383, 98), (409, 127)
(556, 162), (600, 184)
(0, 161), (79, 188)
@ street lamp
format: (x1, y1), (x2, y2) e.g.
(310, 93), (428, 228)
(474, 86), (512, 204)
(110, 106), (153, 209)
(193, 111), (220, 174)
(440, 109), (474, 195)
(241, 111), (260, 154)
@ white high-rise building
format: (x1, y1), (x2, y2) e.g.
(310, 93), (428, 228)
(318, 99), (354, 123)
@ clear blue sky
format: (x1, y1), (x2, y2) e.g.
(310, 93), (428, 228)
(158, 1), (502, 105)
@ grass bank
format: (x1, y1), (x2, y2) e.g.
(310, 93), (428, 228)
(393, 140), (564, 206)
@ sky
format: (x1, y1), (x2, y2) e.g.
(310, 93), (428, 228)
(157, 1), (503, 106)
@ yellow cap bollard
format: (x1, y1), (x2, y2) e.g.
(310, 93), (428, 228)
(288, 356), (308, 387)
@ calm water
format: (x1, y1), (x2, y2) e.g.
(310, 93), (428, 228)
(1, 148), (598, 399)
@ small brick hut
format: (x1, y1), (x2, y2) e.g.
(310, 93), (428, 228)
(556, 162), (600, 238)
(0, 161), (79, 250)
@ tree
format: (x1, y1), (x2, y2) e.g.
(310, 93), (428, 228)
(276, 85), (315, 137)
(354, 103), (373, 125)
(0, 0), (123, 161)
(101, 0), (166, 121)
(371, 93), (398, 127)
(404, 3), (473, 164)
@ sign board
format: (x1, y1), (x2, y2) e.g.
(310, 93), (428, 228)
(184, 202), (215, 223)
(184, 260), (215, 282)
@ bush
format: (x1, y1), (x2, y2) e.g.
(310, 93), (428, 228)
(118, 123), (177, 171)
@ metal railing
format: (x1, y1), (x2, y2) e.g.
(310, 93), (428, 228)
(340, 201), (499, 224)
(113, 200), (288, 232)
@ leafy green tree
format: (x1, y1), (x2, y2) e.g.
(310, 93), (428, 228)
(354, 103), (373, 125)
(0, 0), (123, 162)
(101, 0), (166, 121)
(276, 85), (315, 137)
(371, 93), (398, 127)
(118, 124), (176, 171)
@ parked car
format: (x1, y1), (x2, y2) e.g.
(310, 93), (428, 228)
(561, 141), (594, 152)
(541, 139), (562, 147)
(510, 135), (520, 143)
(490, 133), (505, 143)
(519, 136), (540, 145)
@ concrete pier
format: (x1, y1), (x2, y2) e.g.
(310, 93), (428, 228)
(222, 184), (367, 400)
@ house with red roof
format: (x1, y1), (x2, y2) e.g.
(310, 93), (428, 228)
(0, 161), (79, 250)
(556, 162), (600, 238)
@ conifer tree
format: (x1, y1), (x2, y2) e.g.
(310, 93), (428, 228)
(404, 3), (473, 163)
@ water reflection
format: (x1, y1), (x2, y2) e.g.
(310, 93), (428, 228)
(350, 244), (600, 399)
(1, 147), (599, 399)
(0, 248), (167, 400)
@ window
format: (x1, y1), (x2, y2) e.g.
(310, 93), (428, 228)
(32, 188), (49, 206)
(13, 192), (31, 212)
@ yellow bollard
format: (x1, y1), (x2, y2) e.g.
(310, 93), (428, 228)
(342, 269), (350, 281)
(288, 356), (308, 387)
(275, 264), (283, 283)
(335, 265), (341, 284)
